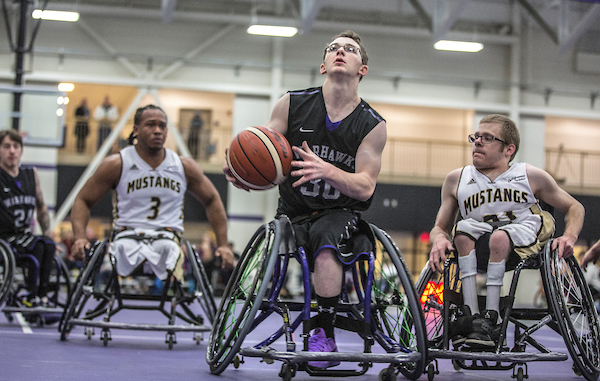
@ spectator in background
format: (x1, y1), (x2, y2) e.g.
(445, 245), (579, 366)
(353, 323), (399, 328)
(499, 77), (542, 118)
(74, 98), (90, 154)
(94, 95), (118, 151)
(188, 111), (204, 159)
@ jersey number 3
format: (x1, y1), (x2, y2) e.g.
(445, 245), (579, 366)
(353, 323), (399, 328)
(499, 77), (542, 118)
(147, 197), (161, 220)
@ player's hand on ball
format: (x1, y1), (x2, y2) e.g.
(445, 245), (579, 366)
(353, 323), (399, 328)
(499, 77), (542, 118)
(291, 141), (330, 188)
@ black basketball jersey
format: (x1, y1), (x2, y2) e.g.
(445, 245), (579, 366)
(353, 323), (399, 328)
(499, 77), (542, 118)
(0, 166), (37, 239)
(277, 87), (385, 218)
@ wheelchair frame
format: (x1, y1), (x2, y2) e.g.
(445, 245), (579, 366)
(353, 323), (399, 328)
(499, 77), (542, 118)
(206, 215), (428, 381)
(59, 237), (216, 349)
(416, 239), (600, 381)
(0, 239), (71, 325)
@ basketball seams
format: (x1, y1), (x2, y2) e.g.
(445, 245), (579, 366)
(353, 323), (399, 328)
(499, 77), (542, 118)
(228, 136), (276, 190)
(237, 132), (275, 185)
(247, 127), (286, 184)
(226, 126), (291, 191)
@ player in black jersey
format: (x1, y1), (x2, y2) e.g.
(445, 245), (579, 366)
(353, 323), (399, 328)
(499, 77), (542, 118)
(224, 30), (387, 368)
(0, 129), (56, 306)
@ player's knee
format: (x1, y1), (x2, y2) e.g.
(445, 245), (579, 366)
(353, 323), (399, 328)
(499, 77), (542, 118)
(489, 230), (510, 250)
(453, 234), (473, 253)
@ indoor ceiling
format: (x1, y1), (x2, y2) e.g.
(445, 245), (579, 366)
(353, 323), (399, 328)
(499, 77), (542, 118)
(7, 0), (600, 55)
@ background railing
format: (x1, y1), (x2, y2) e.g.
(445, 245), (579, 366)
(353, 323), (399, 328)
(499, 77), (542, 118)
(545, 146), (600, 190)
(59, 129), (600, 195)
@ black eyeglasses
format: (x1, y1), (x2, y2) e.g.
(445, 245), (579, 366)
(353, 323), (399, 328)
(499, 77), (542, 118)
(325, 43), (360, 54)
(468, 133), (506, 144)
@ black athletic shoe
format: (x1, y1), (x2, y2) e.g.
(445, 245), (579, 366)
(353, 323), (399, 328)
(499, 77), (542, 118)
(465, 310), (500, 349)
(449, 305), (475, 346)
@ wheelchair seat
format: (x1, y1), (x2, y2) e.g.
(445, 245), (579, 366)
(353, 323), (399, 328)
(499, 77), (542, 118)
(59, 236), (216, 349)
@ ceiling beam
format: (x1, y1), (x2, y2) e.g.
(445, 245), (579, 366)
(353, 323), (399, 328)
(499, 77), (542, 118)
(76, 19), (141, 77)
(156, 24), (235, 80)
(432, 0), (470, 42)
(558, 3), (600, 54)
(300, 0), (324, 34)
(406, 0), (432, 32)
(161, 0), (178, 24)
(515, 0), (558, 44)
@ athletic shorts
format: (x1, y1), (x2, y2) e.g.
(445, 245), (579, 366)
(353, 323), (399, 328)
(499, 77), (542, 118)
(288, 209), (374, 271)
(453, 210), (554, 270)
(109, 228), (183, 281)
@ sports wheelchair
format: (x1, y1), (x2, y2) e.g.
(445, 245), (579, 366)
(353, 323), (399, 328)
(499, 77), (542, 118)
(206, 215), (428, 381)
(0, 238), (71, 326)
(415, 238), (600, 381)
(59, 235), (216, 349)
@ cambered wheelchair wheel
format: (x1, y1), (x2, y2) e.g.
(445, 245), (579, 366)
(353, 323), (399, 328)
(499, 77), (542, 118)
(59, 239), (108, 339)
(414, 263), (446, 350)
(0, 240), (16, 309)
(206, 220), (281, 374)
(365, 225), (427, 380)
(544, 244), (600, 381)
(183, 240), (217, 324)
(46, 255), (72, 309)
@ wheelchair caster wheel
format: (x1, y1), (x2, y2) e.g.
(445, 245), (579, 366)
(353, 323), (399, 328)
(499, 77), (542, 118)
(452, 359), (462, 371)
(233, 355), (242, 369)
(427, 363), (436, 381)
(85, 327), (94, 340)
(166, 333), (176, 349)
(379, 366), (397, 381)
(281, 365), (296, 381)
(194, 333), (202, 344)
(101, 330), (111, 346)
(516, 367), (525, 381)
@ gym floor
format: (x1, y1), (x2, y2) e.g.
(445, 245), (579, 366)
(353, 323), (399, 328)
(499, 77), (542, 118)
(0, 302), (586, 381)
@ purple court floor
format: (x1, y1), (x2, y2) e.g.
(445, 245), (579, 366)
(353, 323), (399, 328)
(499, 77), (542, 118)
(0, 302), (589, 381)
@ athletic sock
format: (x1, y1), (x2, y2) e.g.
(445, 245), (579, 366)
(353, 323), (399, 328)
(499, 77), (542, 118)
(315, 294), (339, 339)
(486, 259), (506, 314)
(458, 249), (479, 315)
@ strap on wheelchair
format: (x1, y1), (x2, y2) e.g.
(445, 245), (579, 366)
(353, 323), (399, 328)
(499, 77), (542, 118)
(112, 227), (181, 244)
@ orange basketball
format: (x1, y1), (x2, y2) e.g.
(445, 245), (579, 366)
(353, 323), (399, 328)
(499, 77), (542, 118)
(226, 126), (293, 190)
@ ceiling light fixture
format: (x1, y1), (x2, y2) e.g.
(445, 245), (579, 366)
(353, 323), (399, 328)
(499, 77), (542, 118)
(58, 83), (75, 92)
(434, 40), (483, 53)
(247, 25), (298, 37)
(32, 9), (80, 22)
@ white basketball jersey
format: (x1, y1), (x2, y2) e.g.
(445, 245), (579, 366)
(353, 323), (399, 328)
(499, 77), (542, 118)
(114, 146), (187, 232)
(456, 162), (542, 227)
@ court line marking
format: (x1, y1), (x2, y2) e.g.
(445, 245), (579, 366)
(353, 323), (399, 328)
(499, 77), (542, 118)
(14, 313), (33, 334)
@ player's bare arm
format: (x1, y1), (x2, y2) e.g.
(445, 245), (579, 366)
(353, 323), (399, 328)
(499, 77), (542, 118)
(264, 93), (290, 135)
(33, 167), (50, 236)
(71, 154), (122, 258)
(291, 121), (386, 201)
(581, 239), (600, 268)
(528, 164), (584, 258)
(429, 168), (461, 272)
(183, 157), (234, 268)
